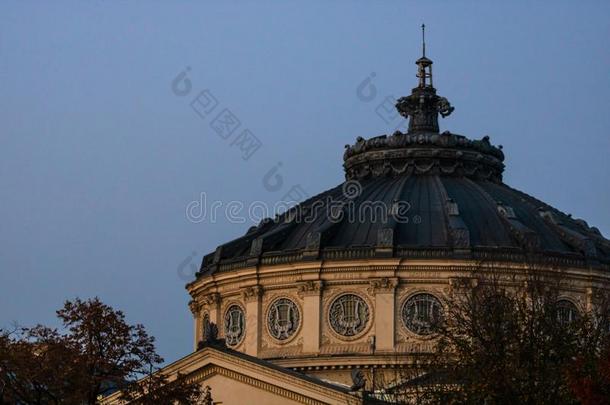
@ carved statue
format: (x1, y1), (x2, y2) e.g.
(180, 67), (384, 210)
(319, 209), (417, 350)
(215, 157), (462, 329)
(350, 369), (366, 391)
(436, 96), (455, 117)
(203, 320), (219, 344)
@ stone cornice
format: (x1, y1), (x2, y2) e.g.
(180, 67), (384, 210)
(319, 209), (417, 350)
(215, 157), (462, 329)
(188, 258), (610, 300)
(190, 246), (609, 286)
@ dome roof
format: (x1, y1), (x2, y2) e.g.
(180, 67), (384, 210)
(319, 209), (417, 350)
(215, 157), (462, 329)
(198, 154), (610, 275)
(196, 51), (610, 278)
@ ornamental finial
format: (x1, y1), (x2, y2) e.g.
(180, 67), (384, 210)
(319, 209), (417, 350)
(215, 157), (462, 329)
(395, 24), (454, 133)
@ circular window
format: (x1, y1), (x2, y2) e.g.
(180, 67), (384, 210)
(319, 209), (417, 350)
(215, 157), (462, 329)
(556, 300), (579, 325)
(224, 304), (245, 346)
(401, 293), (443, 336)
(329, 294), (370, 337)
(267, 298), (300, 341)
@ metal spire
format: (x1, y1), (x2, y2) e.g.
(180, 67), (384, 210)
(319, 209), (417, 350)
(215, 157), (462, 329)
(421, 23), (426, 58)
(416, 24), (433, 88)
(395, 23), (454, 133)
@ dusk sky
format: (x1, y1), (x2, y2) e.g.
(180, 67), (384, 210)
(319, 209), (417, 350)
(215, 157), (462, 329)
(1, 1), (609, 363)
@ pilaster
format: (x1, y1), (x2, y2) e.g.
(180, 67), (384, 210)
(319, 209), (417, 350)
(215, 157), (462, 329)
(203, 292), (221, 325)
(242, 285), (263, 356)
(368, 278), (398, 352)
(298, 281), (324, 353)
(188, 299), (202, 351)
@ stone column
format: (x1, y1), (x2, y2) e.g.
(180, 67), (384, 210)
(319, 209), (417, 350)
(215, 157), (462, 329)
(586, 286), (602, 312)
(188, 299), (202, 352)
(242, 286), (263, 356)
(369, 278), (398, 352)
(298, 281), (324, 354)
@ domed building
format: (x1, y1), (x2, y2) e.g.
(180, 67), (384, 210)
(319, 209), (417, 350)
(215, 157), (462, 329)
(106, 31), (610, 405)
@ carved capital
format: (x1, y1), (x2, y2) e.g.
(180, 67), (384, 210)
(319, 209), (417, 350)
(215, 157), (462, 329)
(448, 276), (478, 293)
(586, 287), (606, 307)
(241, 285), (264, 302)
(188, 300), (201, 318)
(297, 280), (324, 297)
(202, 292), (221, 308)
(367, 277), (398, 294)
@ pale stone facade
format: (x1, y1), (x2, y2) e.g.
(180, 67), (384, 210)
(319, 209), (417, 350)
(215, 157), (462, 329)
(186, 259), (610, 386)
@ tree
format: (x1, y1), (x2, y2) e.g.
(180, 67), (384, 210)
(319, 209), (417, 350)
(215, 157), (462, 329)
(565, 292), (610, 405)
(425, 273), (610, 404)
(369, 272), (610, 404)
(0, 297), (205, 404)
(0, 325), (82, 404)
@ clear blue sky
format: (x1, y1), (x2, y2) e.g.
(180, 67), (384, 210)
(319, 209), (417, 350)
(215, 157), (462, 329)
(1, 1), (609, 363)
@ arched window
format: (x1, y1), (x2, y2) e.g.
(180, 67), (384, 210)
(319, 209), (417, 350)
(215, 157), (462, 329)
(556, 300), (579, 325)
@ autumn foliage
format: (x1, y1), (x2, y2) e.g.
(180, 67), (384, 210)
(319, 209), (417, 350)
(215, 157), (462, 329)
(0, 298), (204, 404)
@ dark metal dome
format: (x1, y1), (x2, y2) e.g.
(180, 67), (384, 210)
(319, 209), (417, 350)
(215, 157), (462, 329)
(196, 43), (610, 278)
(198, 163), (610, 276)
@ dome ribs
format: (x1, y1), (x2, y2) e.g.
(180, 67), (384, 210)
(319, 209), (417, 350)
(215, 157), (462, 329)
(489, 181), (607, 262)
(198, 175), (610, 275)
(353, 176), (404, 249)
(416, 176), (449, 247)
(432, 176), (469, 250)
(296, 183), (359, 260)
(478, 181), (571, 254)
(397, 176), (424, 246)
(374, 174), (412, 257)
(466, 178), (541, 253)
(538, 210), (598, 261)
(198, 162), (610, 275)
(279, 184), (345, 251)
(327, 177), (394, 248)
(249, 221), (298, 256)
(440, 177), (514, 248)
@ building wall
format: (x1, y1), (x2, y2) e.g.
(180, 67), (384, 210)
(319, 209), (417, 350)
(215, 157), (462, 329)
(204, 374), (303, 405)
(187, 258), (609, 383)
